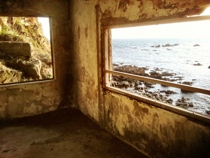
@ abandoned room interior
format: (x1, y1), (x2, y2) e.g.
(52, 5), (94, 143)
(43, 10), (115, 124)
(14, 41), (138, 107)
(0, 0), (210, 158)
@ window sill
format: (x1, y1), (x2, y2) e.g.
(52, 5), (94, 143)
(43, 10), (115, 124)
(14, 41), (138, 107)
(105, 86), (210, 124)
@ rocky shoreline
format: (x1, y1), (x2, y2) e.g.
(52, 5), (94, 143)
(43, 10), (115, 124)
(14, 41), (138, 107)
(111, 64), (210, 115)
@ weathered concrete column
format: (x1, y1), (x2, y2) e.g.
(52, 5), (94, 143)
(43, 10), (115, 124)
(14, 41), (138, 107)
(0, 41), (31, 57)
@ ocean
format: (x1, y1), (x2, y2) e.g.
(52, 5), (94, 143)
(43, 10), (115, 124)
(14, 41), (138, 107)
(112, 38), (210, 115)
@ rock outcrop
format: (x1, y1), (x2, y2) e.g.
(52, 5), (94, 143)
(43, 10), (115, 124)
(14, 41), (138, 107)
(0, 61), (22, 84)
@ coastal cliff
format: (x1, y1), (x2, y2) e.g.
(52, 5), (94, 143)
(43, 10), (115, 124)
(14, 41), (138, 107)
(0, 17), (52, 84)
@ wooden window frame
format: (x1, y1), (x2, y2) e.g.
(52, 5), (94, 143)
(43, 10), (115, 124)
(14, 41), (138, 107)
(102, 15), (210, 124)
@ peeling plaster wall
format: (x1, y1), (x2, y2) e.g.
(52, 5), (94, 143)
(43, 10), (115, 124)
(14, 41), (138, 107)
(69, 0), (100, 122)
(0, 0), (72, 118)
(104, 92), (210, 158)
(71, 0), (210, 157)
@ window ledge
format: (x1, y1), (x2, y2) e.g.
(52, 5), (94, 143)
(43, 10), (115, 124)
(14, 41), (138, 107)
(105, 86), (210, 124)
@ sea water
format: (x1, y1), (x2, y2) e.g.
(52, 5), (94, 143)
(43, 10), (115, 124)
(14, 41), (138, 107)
(112, 38), (210, 115)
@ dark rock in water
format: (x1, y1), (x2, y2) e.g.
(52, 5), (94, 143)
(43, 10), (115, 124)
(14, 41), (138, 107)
(193, 63), (202, 66)
(182, 81), (193, 85)
(151, 45), (160, 48)
(193, 44), (200, 47)
(154, 67), (162, 71)
(181, 81), (194, 93)
(166, 99), (173, 104)
(188, 102), (194, 107)
(162, 71), (175, 76)
(118, 81), (130, 88)
(206, 110), (210, 115)
(160, 90), (177, 95)
(175, 76), (184, 80)
(150, 71), (162, 79)
(110, 80), (118, 87)
(162, 43), (179, 47)
(114, 65), (148, 76)
(144, 82), (154, 88)
(176, 97), (194, 109)
(134, 80), (142, 87)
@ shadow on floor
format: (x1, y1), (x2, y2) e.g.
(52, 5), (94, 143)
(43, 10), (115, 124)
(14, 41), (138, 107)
(0, 108), (148, 158)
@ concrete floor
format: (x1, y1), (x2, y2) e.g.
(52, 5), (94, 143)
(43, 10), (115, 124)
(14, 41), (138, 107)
(0, 108), (148, 158)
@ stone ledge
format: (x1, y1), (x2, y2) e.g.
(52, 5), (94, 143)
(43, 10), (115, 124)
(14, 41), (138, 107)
(0, 41), (31, 57)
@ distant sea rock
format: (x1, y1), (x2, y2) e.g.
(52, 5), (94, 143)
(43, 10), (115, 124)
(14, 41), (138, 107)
(151, 43), (179, 48)
(193, 44), (200, 47)
(162, 43), (179, 47)
(193, 63), (202, 66)
(151, 45), (160, 48)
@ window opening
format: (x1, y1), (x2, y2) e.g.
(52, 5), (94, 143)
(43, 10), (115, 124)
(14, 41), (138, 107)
(104, 17), (210, 118)
(0, 16), (54, 86)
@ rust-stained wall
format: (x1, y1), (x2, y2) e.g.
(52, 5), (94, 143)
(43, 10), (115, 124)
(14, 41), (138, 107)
(70, 0), (210, 158)
(0, 0), (72, 118)
(104, 92), (210, 158)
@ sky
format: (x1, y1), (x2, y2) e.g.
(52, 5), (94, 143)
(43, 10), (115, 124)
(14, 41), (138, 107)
(112, 7), (210, 39)
(38, 17), (50, 40)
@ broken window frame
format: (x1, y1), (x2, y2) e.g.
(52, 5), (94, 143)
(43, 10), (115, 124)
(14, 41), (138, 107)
(102, 15), (210, 124)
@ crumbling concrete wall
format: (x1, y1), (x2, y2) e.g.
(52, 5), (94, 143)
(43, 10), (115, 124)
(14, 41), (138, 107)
(70, 0), (210, 157)
(0, 0), (72, 118)
(69, 0), (100, 122)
